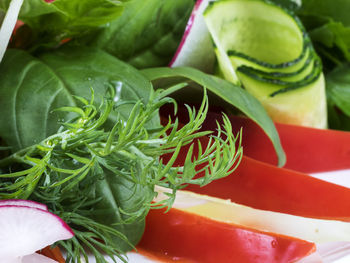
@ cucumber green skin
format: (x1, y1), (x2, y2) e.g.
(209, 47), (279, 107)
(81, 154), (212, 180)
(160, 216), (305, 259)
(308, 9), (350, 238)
(205, 0), (327, 128)
(235, 43), (313, 78)
(238, 55), (323, 96)
(205, 0), (308, 67)
(228, 43), (311, 76)
(243, 73), (328, 128)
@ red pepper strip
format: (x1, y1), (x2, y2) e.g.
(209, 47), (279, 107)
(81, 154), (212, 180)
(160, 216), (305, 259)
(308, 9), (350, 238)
(39, 246), (65, 263)
(137, 207), (315, 263)
(202, 112), (350, 173)
(161, 133), (350, 221)
(185, 151), (350, 221)
(160, 104), (350, 173)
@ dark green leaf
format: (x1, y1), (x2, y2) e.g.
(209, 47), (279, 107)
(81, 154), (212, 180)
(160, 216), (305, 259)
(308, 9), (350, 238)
(0, 47), (156, 151)
(299, 0), (350, 27)
(90, 171), (153, 251)
(75, 0), (194, 68)
(298, 0), (350, 69)
(326, 63), (350, 130)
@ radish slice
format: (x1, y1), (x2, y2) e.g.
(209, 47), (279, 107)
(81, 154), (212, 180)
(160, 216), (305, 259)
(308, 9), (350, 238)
(0, 205), (73, 260)
(0, 199), (48, 211)
(169, 0), (216, 73)
(22, 253), (58, 263)
(0, 0), (24, 62)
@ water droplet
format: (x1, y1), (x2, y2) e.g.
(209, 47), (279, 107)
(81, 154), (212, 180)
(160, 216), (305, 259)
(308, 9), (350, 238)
(113, 81), (123, 102)
(271, 240), (277, 248)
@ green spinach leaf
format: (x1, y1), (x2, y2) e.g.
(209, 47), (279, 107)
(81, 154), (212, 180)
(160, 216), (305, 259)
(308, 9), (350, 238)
(75, 0), (194, 68)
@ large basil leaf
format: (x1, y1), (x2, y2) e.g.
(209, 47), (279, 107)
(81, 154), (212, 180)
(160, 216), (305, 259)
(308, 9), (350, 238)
(141, 67), (286, 167)
(76, 0), (194, 68)
(0, 47), (155, 151)
(0, 0), (126, 48)
(0, 49), (75, 151)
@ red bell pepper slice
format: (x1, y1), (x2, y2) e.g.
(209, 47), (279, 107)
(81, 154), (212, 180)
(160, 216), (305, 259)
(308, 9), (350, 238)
(161, 116), (350, 221)
(39, 246), (65, 263)
(161, 104), (350, 173)
(185, 154), (350, 221)
(202, 112), (350, 173)
(161, 132), (350, 221)
(137, 207), (315, 263)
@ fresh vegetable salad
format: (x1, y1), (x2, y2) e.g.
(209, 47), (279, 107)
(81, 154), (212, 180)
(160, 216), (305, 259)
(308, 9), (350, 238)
(1, 0), (350, 262)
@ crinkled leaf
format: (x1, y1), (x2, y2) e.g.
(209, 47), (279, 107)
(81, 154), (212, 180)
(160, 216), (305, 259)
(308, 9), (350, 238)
(76, 0), (194, 68)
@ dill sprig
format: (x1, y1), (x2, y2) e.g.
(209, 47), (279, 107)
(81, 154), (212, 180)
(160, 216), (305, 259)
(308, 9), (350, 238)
(0, 86), (242, 262)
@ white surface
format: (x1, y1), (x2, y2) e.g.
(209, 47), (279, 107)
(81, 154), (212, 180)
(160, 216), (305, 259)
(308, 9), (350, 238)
(310, 169), (350, 189)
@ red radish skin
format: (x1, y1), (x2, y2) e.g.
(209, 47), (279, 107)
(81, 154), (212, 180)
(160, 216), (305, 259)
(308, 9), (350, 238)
(138, 207), (316, 263)
(169, 0), (204, 65)
(0, 199), (48, 211)
(169, 0), (215, 73)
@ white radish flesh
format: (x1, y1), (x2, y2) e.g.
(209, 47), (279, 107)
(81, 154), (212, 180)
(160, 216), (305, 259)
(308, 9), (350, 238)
(0, 205), (73, 259)
(0, 199), (48, 211)
(22, 253), (58, 263)
(169, 0), (215, 73)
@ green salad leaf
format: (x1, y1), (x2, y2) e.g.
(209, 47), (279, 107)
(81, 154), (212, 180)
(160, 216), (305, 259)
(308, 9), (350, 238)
(298, 0), (350, 70)
(326, 63), (350, 130)
(75, 0), (194, 68)
(0, 0), (127, 49)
